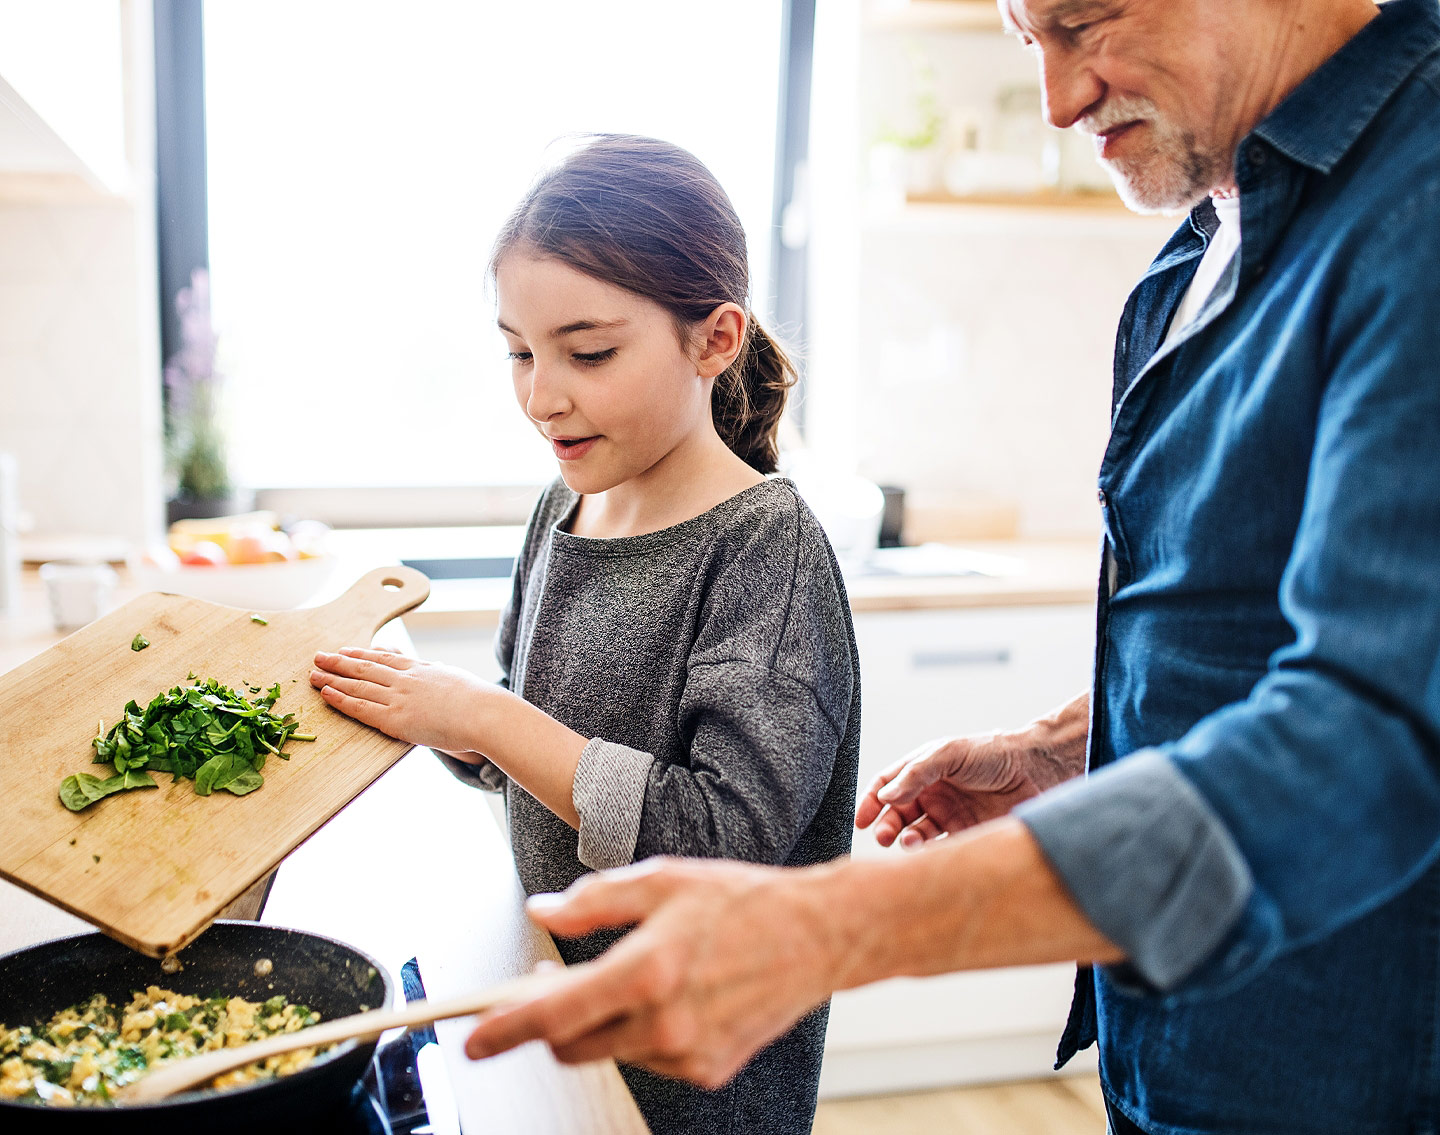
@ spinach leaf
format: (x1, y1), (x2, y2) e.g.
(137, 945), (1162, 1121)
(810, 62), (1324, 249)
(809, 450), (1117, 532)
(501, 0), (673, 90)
(57, 677), (314, 811)
(58, 771), (156, 812)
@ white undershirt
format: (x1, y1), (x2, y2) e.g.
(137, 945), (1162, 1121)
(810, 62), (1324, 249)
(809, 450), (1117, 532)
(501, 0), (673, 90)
(1159, 194), (1243, 351)
(1108, 195), (1243, 598)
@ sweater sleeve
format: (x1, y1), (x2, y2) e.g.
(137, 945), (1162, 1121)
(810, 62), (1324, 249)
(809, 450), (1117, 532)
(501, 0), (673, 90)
(571, 489), (858, 870)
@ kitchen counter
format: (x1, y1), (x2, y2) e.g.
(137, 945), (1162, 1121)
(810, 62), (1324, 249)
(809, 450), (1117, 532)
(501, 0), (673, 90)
(321, 529), (1102, 631)
(3, 533), (1100, 657)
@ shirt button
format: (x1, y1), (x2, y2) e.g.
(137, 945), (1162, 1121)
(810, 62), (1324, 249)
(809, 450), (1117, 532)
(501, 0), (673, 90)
(1247, 144), (1268, 167)
(1097, 489), (1108, 508)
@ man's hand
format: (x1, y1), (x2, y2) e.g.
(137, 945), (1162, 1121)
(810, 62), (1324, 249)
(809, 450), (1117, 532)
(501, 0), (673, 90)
(855, 693), (1090, 849)
(464, 858), (843, 1089)
(464, 820), (1124, 1087)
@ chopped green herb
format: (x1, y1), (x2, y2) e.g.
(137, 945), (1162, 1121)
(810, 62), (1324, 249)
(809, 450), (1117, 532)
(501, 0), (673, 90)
(57, 678), (316, 812)
(130, 633), (149, 652)
(92, 855), (100, 864)
(249, 614), (268, 625)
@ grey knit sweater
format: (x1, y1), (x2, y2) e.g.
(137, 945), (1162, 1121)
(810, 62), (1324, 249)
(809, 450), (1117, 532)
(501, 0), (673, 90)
(439, 476), (861, 1135)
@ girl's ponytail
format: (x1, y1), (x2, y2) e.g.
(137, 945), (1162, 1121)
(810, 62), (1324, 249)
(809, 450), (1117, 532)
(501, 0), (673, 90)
(491, 134), (796, 474)
(713, 318), (797, 475)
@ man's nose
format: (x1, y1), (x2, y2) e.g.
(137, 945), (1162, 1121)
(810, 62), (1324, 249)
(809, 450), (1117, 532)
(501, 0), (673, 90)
(1039, 49), (1104, 130)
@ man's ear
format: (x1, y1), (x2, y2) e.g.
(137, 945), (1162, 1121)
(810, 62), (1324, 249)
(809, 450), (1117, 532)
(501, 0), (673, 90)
(695, 303), (747, 378)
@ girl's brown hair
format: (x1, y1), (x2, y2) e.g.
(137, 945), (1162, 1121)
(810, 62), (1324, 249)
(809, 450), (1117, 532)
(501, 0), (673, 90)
(489, 134), (796, 474)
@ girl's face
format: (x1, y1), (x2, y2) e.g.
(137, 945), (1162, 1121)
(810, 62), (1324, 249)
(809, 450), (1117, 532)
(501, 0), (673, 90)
(495, 253), (717, 496)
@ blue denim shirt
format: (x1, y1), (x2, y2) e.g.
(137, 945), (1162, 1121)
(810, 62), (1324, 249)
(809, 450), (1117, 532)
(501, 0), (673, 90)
(1015, 2), (1440, 1130)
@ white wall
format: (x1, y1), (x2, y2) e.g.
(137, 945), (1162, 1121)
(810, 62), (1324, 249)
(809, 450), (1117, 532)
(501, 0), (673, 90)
(852, 207), (1173, 537)
(0, 0), (162, 548)
(806, 14), (1178, 540)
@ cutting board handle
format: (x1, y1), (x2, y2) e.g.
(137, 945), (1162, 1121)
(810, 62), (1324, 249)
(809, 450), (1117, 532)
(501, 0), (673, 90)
(312, 564), (431, 635)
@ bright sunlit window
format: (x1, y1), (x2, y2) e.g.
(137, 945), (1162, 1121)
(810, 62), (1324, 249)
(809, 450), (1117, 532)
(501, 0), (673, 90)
(203, 1), (784, 491)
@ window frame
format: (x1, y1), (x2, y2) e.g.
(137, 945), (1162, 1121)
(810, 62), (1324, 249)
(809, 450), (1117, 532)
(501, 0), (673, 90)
(154, 1), (815, 528)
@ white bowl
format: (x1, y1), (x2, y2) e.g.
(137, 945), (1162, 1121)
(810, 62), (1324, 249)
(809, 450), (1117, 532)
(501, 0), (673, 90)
(128, 555), (339, 611)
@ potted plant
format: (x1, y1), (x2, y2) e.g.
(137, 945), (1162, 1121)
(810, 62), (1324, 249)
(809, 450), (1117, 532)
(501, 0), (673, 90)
(163, 269), (252, 524)
(870, 53), (948, 199)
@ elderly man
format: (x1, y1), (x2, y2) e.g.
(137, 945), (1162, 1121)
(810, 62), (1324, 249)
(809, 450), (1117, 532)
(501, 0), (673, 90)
(464, 0), (1440, 1130)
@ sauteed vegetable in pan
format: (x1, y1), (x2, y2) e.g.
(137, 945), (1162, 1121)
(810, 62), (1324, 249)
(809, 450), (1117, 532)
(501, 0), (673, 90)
(0, 923), (390, 1134)
(1, 986), (331, 1105)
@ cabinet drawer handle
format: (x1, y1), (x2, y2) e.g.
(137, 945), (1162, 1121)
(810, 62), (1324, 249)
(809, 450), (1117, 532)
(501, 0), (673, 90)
(911, 648), (1011, 669)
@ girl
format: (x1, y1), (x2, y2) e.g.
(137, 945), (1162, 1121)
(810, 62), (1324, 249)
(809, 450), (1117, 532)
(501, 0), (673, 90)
(311, 134), (860, 1134)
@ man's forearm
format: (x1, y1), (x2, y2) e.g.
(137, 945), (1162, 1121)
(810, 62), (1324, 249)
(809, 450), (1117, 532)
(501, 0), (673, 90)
(811, 815), (1122, 990)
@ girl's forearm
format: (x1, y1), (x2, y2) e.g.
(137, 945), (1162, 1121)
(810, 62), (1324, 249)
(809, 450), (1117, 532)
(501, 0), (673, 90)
(808, 816), (1122, 991)
(468, 688), (587, 829)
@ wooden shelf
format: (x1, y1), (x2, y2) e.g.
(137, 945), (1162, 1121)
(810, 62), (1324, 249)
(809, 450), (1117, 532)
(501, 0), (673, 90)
(867, 0), (1004, 32)
(905, 188), (1132, 212)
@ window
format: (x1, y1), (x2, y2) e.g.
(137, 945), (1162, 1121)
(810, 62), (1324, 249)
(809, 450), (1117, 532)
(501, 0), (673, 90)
(200, 1), (786, 497)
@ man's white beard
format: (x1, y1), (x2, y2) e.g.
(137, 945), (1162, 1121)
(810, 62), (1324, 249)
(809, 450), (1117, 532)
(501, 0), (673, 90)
(1079, 94), (1225, 214)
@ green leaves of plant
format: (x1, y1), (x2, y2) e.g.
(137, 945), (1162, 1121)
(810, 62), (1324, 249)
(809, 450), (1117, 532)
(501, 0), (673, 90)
(58, 677), (314, 812)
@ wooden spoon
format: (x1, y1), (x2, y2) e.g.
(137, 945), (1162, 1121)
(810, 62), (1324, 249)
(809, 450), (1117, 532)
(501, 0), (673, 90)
(120, 970), (557, 1104)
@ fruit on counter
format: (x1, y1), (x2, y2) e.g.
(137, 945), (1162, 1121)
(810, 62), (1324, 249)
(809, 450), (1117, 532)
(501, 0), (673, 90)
(153, 512), (331, 568)
(226, 528), (296, 565)
(169, 510), (278, 548)
(178, 540), (228, 567)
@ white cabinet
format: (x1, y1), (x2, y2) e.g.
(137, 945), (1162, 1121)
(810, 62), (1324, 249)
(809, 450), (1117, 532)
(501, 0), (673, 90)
(820, 603), (1097, 1097)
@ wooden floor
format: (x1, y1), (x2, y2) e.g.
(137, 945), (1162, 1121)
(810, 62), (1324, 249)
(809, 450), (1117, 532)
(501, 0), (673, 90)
(813, 1075), (1107, 1135)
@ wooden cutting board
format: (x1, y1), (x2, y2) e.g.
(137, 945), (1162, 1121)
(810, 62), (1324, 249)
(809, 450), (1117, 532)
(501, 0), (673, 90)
(0, 565), (430, 958)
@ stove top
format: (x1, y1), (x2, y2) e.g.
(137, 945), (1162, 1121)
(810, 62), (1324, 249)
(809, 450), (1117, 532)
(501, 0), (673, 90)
(285, 957), (447, 1135)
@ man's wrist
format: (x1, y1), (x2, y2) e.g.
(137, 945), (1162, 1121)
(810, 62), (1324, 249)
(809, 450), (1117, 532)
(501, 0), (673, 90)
(806, 817), (1122, 992)
(779, 857), (899, 995)
(800, 847), (986, 990)
(1017, 691), (1090, 791)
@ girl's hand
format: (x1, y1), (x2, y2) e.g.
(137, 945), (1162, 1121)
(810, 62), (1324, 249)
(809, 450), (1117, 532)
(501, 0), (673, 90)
(310, 647), (492, 753)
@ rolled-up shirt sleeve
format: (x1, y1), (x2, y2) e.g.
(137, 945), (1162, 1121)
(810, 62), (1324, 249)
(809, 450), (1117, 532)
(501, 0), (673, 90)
(1017, 750), (1255, 991)
(568, 664), (845, 871)
(572, 737), (654, 870)
(633, 662), (845, 865)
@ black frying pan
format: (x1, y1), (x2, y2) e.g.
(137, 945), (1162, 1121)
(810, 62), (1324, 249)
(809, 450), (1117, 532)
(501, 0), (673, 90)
(0, 921), (392, 1133)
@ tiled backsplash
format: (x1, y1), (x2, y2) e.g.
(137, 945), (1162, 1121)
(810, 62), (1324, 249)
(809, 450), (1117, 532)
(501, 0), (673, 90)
(0, 195), (163, 548)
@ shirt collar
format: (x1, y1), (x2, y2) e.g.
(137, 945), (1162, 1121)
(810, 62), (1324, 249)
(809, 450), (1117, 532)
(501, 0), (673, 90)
(1251, 0), (1440, 175)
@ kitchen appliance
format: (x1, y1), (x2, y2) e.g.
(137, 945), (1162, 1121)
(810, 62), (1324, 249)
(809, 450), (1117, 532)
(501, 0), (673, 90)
(784, 455), (886, 567)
